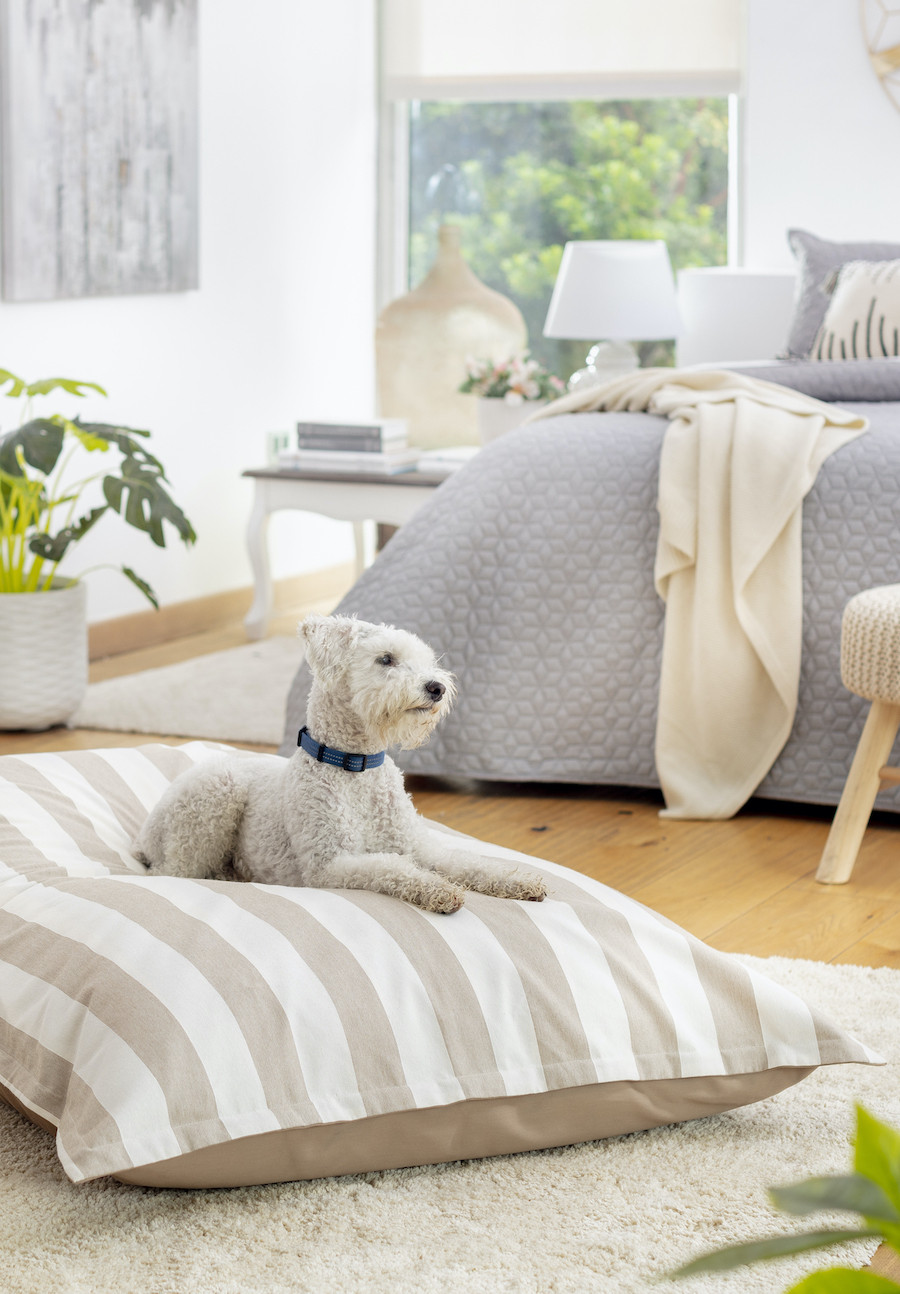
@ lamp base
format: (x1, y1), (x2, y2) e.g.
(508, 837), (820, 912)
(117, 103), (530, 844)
(567, 340), (639, 391)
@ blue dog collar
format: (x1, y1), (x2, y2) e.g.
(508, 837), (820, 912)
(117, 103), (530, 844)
(297, 726), (385, 772)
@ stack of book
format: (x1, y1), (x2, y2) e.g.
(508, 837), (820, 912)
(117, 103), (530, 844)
(277, 419), (421, 475)
(417, 446), (480, 474)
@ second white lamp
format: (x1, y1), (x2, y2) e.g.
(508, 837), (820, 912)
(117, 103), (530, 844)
(544, 240), (681, 387)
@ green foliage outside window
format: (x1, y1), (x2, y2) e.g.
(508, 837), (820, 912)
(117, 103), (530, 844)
(408, 98), (729, 378)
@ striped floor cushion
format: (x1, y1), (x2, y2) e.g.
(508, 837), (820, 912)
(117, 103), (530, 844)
(0, 743), (881, 1188)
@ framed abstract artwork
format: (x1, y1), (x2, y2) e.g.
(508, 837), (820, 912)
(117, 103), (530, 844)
(0, 0), (198, 302)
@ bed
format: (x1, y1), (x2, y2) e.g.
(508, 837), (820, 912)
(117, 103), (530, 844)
(280, 356), (900, 812)
(280, 229), (900, 812)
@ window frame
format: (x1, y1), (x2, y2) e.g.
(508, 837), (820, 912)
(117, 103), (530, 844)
(376, 90), (742, 319)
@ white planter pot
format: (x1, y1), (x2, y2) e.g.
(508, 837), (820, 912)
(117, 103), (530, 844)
(0, 581), (88, 729)
(476, 397), (546, 444)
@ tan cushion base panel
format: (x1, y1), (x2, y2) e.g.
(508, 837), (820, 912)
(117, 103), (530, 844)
(1, 1068), (811, 1191)
(120, 1068), (814, 1188)
(0, 1080), (57, 1135)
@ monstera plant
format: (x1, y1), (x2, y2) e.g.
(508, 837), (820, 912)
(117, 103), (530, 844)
(0, 368), (196, 730)
(0, 368), (195, 603)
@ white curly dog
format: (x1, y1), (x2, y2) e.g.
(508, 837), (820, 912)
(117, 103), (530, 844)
(134, 614), (547, 913)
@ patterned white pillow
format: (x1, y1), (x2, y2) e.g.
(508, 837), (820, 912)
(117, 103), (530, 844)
(809, 259), (900, 360)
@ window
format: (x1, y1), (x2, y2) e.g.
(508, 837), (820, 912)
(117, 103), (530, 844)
(405, 96), (731, 380)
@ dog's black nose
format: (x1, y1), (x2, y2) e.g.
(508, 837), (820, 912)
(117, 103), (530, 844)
(424, 680), (446, 701)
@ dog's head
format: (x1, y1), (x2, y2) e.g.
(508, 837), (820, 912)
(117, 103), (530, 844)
(299, 614), (456, 749)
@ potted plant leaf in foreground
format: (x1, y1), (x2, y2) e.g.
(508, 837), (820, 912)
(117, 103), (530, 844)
(0, 368), (196, 730)
(669, 1105), (900, 1291)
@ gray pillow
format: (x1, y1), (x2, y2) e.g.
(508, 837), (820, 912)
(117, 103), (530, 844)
(785, 229), (900, 357)
(709, 356), (900, 402)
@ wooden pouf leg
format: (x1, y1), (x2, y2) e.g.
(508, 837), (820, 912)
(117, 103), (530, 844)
(816, 699), (900, 885)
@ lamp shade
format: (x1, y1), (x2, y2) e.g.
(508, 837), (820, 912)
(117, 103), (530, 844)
(675, 267), (797, 365)
(543, 240), (682, 340)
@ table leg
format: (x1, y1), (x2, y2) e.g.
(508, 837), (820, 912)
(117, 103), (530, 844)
(244, 488), (273, 640)
(352, 521), (367, 580)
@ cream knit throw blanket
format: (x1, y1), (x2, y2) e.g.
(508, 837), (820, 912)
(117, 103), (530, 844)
(530, 368), (868, 819)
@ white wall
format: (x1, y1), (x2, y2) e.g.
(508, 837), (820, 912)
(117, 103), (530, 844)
(742, 0), (900, 269)
(0, 0), (376, 624)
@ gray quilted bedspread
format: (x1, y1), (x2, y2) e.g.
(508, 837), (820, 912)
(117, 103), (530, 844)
(281, 402), (900, 810)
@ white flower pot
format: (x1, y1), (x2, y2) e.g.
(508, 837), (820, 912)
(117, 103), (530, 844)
(476, 397), (546, 444)
(0, 581), (88, 729)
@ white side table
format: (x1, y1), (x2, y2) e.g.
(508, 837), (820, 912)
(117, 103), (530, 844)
(242, 467), (446, 639)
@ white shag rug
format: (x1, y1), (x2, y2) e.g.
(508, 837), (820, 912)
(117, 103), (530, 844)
(71, 637), (301, 745)
(1, 956), (897, 1294)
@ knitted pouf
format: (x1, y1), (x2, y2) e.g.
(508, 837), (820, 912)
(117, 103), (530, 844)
(818, 584), (900, 884)
(841, 584), (900, 704)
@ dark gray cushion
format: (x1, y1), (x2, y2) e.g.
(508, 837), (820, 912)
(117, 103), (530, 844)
(785, 229), (900, 357)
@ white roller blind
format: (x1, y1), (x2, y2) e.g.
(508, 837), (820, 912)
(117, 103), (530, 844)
(381, 0), (741, 100)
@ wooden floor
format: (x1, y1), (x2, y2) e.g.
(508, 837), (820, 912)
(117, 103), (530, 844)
(2, 593), (897, 969)
(3, 592), (899, 1278)
(410, 777), (900, 969)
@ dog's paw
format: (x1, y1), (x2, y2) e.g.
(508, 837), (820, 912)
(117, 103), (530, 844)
(502, 874), (548, 903)
(524, 881), (548, 902)
(415, 882), (466, 914)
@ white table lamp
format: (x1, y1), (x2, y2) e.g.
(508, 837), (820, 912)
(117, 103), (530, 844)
(675, 267), (797, 366)
(544, 240), (682, 388)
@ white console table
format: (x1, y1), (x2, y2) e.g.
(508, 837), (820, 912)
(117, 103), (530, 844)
(242, 466), (447, 639)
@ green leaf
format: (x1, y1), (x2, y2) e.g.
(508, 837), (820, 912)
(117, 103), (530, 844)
(772, 1176), (900, 1225)
(27, 506), (108, 563)
(0, 419), (65, 477)
(75, 420), (165, 478)
(668, 1231), (884, 1279)
(74, 419), (153, 447)
(63, 420), (110, 453)
(24, 377), (107, 399)
(785, 1268), (900, 1293)
(856, 1108), (900, 1218)
(0, 467), (45, 538)
(122, 566), (159, 609)
(0, 368), (26, 398)
(102, 469), (196, 549)
(0, 465), (44, 500)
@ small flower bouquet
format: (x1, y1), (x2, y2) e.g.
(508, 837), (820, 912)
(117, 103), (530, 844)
(459, 352), (566, 405)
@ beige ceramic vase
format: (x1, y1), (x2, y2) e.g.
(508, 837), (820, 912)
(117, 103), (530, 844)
(375, 224), (528, 449)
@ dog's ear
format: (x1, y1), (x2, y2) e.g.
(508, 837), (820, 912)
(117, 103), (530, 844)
(299, 614), (362, 684)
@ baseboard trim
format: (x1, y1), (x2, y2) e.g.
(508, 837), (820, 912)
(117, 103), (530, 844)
(88, 563), (355, 661)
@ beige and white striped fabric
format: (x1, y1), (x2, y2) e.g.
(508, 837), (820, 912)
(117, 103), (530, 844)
(0, 744), (880, 1187)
